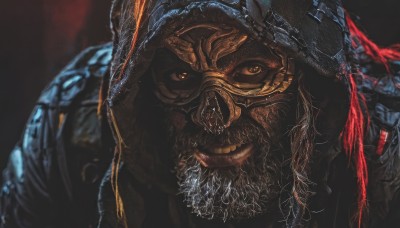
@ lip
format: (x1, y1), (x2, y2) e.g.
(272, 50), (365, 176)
(194, 144), (254, 168)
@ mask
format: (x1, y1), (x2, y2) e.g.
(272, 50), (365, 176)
(151, 23), (296, 220)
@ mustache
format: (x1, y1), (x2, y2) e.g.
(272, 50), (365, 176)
(170, 116), (272, 153)
(172, 118), (287, 221)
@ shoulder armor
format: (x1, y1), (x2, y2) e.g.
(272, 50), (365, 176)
(38, 43), (112, 108)
(358, 63), (400, 223)
(1, 43), (113, 227)
(358, 71), (400, 130)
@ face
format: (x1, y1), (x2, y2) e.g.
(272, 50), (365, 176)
(151, 24), (296, 221)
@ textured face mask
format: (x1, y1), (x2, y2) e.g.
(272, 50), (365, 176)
(150, 24), (297, 220)
(152, 23), (294, 110)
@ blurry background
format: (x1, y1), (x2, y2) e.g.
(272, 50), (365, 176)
(0, 0), (399, 171)
(0, 0), (111, 170)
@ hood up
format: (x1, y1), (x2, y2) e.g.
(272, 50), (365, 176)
(101, 0), (366, 226)
(105, 0), (352, 184)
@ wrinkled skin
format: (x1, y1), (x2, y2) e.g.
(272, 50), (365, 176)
(151, 24), (298, 221)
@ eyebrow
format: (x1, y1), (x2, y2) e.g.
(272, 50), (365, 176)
(215, 40), (282, 69)
(164, 26), (248, 72)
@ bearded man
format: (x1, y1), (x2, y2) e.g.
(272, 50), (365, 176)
(2, 0), (400, 227)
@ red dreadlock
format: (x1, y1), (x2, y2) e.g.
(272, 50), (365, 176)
(342, 72), (368, 227)
(344, 14), (400, 227)
(346, 14), (400, 73)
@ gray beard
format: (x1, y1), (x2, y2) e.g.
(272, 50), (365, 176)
(176, 145), (282, 221)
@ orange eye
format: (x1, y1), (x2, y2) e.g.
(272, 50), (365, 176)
(164, 70), (201, 91)
(169, 72), (190, 81)
(232, 62), (268, 84)
(238, 64), (263, 76)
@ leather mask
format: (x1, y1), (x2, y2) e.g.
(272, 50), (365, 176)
(152, 23), (295, 134)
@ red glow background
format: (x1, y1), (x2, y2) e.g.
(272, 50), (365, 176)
(0, 0), (399, 170)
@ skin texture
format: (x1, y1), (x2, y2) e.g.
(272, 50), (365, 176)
(153, 23), (294, 108)
(151, 24), (299, 221)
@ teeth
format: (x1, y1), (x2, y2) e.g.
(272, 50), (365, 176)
(210, 144), (241, 154)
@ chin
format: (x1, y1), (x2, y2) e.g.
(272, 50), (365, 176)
(168, 102), (293, 222)
(175, 142), (284, 222)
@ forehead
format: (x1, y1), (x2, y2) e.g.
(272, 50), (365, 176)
(160, 23), (282, 71)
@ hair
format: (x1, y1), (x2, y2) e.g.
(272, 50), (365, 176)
(345, 14), (400, 227)
(287, 73), (315, 226)
(109, 0), (150, 227)
(346, 14), (400, 73)
(116, 0), (147, 81)
(105, 2), (400, 227)
(342, 72), (368, 227)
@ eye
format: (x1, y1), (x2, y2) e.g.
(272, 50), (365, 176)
(239, 64), (263, 75)
(165, 70), (201, 91)
(233, 62), (268, 84)
(169, 72), (190, 82)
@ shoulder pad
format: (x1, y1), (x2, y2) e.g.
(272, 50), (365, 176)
(358, 70), (400, 129)
(37, 43), (112, 109)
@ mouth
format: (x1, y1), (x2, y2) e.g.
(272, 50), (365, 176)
(194, 143), (254, 168)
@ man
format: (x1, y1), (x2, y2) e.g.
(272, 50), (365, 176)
(1, 0), (400, 227)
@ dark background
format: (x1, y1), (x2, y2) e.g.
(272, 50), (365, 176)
(0, 0), (399, 171)
(0, 0), (111, 170)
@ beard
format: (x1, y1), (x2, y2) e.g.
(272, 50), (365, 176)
(169, 116), (289, 221)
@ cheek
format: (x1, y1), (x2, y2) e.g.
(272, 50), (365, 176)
(168, 110), (188, 131)
(248, 104), (290, 131)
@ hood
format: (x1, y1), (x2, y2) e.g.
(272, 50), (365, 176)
(103, 0), (356, 218)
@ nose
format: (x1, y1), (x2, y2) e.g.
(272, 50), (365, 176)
(191, 89), (241, 134)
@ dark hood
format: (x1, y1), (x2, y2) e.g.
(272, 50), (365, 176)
(104, 0), (351, 193)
